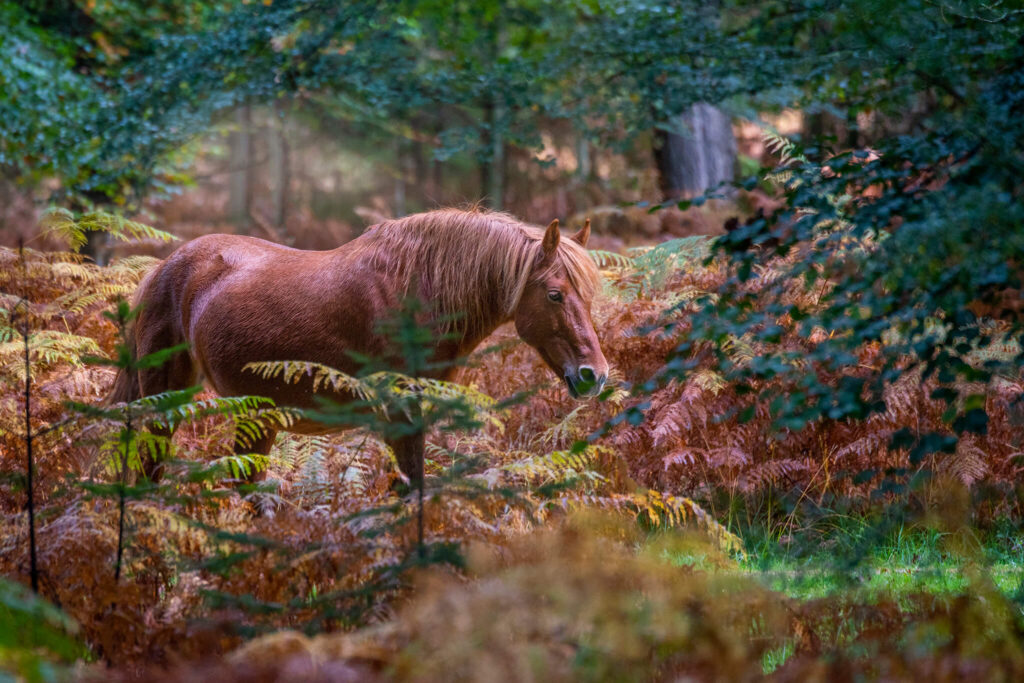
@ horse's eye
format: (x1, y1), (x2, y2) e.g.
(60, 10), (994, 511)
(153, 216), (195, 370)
(548, 290), (564, 303)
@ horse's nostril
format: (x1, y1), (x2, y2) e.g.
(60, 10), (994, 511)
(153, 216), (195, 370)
(579, 366), (596, 383)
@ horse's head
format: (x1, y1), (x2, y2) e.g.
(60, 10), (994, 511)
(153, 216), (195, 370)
(514, 219), (609, 399)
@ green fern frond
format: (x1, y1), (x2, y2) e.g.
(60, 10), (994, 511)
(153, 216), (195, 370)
(209, 453), (269, 478)
(244, 360), (378, 402)
(590, 249), (634, 269)
(40, 208), (178, 252)
(101, 429), (171, 473)
(627, 236), (713, 294)
(502, 445), (608, 486)
(244, 361), (503, 427)
(139, 393), (276, 426)
(234, 408), (300, 448)
(389, 375), (498, 414)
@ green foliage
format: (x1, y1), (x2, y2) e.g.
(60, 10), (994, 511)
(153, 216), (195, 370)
(0, 0), (783, 204)
(652, 2), (1024, 516)
(0, 578), (83, 682)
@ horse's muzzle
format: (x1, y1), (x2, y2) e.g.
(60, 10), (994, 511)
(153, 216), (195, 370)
(564, 365), (607, 399)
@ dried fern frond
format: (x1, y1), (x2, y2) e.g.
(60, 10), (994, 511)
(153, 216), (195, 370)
(558, 489), (744, 556)
(0, 330), (101, 378)
(536, 403), (590, 448)
(941, 437), (990, 487)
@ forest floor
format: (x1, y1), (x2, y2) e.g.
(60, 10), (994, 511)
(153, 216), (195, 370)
(3, 220), (1024, 680)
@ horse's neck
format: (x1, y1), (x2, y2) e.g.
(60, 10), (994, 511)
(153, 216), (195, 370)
(430, 252), (518, 359)
(452, 284), (513, 355)
(336, 225), (521, 359)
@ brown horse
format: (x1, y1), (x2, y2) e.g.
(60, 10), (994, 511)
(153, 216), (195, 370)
(109, 209), (608, 483)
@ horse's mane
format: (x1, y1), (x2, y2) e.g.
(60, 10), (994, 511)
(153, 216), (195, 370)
(349, 208), (600, 335)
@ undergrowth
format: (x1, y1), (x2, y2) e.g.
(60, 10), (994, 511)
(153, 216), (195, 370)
(2, 206), (1024, 679)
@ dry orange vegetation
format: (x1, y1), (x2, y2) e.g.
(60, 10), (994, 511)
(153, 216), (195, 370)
(2, 226), (1024, 679)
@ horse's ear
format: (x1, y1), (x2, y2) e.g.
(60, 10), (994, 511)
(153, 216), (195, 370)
(542, 219), (560, 255)
(571, 218), (590, 248)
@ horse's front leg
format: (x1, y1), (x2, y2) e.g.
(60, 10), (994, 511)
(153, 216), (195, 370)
(386, 426), (425, 487)
(385, 396), (425, 489)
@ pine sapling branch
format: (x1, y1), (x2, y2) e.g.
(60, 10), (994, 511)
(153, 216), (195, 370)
(418, 412), (425, 562)
(16, 241), (39, 594)
(112, 305), (134, 584)
(115, 412), (132, 583)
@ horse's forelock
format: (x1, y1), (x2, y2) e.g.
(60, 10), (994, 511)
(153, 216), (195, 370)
(550, 235), (601, 302)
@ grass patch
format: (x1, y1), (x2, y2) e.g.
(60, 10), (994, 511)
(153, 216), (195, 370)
(734, 522), (1024, 602)
(659, 518), (1024, 673)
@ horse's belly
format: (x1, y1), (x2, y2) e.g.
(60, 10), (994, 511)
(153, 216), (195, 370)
(283, 416), (360, 436)
(188, 277), (376, 401)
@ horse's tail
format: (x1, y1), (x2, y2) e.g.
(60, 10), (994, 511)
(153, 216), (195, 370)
(107, 317), (141, 406)
(106, 269), (156, 406)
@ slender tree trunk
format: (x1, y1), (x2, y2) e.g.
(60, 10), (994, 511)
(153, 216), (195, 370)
(430, 115), (444, 205)
(394, 138), (407, 218)
(576, 134), (591, 181)
(487, 97), (505, 211)
(229, 105), (252, 232)
(571, 134), (592, 212)
(479, 21), (506, 210)
(654, 103), (737, 200)
(431, 153), (444, 206)
(268, 109), (289, 229)
(412, 139), (428, 207)
(18, 285), (37, 593)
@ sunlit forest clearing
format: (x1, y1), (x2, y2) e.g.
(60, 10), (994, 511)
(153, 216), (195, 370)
(3, 1), (1024, 681)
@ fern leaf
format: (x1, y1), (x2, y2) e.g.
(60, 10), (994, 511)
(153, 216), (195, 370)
(40, 208), (177, 252)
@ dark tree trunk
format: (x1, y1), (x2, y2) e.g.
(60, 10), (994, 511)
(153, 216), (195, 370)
(654, 103), (737, 200)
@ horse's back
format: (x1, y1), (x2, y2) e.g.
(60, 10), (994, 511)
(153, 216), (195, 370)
(138, 233), (391, 403)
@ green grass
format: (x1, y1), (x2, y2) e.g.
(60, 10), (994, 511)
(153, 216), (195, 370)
(733, 522), (1024, 602)
(660, 518), (1024, 674)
